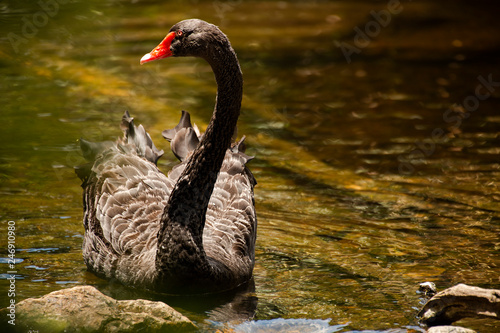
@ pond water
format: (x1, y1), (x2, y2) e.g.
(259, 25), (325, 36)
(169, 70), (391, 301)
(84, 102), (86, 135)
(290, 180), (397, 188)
(1, 0), (500, 332)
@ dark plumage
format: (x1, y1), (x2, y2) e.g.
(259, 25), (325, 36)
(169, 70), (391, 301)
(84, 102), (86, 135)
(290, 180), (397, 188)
(77, 19), (257, 294)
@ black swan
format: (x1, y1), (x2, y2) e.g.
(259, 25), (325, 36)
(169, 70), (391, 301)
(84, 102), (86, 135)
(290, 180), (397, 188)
(76, 19), (257, 294)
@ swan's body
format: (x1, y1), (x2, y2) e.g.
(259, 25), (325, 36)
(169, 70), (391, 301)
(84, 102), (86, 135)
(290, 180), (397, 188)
(76, 19), (257, 294)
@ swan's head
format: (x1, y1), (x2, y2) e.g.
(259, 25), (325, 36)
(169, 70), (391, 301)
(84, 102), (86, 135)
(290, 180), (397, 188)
(140, 19), (227, 64)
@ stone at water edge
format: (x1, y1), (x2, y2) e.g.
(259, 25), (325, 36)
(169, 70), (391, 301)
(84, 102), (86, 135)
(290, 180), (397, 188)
(0, 285), (196, 332)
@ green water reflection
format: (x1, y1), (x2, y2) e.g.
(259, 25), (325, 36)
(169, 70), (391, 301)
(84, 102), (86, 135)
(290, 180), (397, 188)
(1, 0), (499, 332)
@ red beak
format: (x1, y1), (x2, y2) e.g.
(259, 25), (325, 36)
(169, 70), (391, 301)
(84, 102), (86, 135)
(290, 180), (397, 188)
(140, 31), (176, 64)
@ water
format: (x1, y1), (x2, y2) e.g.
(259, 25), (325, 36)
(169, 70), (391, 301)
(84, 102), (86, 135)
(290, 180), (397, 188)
(1, 0), (500, 332)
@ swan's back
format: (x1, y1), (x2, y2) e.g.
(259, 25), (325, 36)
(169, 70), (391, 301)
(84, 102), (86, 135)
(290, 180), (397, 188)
(204, 138), (257, 275)
(77, 111), (257, 290)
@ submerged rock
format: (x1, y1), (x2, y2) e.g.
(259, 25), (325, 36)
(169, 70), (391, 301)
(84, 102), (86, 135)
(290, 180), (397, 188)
(0, 285), (196, 332)
(427, 326), (476, 333)
(231, 318), (344, 333)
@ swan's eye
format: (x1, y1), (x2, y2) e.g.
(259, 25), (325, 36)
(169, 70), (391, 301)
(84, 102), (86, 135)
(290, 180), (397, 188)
(176, 30), (183, 38)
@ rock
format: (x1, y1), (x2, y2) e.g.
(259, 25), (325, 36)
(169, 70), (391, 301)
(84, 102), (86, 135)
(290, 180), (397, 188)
(419, 282), (437, 297)
(232, 318), (340, 332)
(418, 283), (500, 326)
(0, 285), (196, 332)
(427, 326), (476, 333)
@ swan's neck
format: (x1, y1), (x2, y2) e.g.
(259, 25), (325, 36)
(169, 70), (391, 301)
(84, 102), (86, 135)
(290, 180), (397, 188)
(156, 42), (243, 285)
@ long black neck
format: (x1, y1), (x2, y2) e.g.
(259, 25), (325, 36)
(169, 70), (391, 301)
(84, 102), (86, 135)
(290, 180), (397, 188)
(156, 38), (243, 287)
